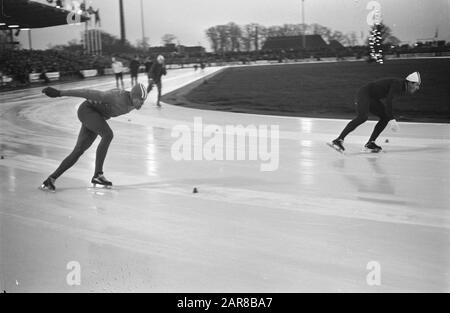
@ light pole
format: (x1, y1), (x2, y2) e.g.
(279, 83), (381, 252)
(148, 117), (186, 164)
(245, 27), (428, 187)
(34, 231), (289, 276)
(28, 29), (32, 50)
(140, 0), (145, 48)
(302, 0), (306, 49)
(119, 0), (126, 44)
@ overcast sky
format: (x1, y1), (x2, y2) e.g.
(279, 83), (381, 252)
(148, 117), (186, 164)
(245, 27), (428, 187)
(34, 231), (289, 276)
(19, 0), (450, 50)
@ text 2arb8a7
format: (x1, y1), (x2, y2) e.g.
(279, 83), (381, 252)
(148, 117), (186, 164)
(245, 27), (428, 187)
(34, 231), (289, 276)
(221, 298), (272, 308)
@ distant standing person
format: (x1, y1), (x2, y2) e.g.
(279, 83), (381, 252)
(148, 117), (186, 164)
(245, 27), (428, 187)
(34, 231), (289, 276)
(147, 55), (167, 107)
(144, 56), (153, 91)
(130, 55), (141, 87)
(112, 57), (124, 89)
(144, 57), (153, 75)
(329, 72), (421, 153)
(40, 67), (50, 84)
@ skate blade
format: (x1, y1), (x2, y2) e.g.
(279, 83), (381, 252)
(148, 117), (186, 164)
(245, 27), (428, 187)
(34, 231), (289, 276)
(361, 148), (382, 153)
(38, 185), (55, 193)
(92, 184), (113, 189)
(326, 142), (344, 154)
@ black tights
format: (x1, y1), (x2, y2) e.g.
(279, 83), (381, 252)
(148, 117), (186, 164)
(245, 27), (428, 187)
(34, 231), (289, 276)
(338, 88), (390, 143)
(50, 102), (113, 179)
(147, 79), (162, 103)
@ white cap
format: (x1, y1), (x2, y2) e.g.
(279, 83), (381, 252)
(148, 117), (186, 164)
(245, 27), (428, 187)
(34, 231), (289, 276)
(406, 72), (421, 84)
(157, 55), (165, 63)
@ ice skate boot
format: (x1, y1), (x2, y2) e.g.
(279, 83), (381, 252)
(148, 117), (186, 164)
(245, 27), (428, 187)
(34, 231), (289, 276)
(91, 173), (113, 188)
(39, 177), (56, 192)
(363, 141), (382, 153)
(327, 138), (345, 153)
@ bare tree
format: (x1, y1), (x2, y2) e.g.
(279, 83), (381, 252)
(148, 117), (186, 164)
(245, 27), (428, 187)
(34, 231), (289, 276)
(241, 24), (265, 52)
(241, 24), (254, 52)
(346, 32), (359, 46)
(227, 22), (242, 52)
(136, 37), (150, 50)
(243, 23), (266, 52)
(282, 24), (304, 36)
(205, 27), (220, 53)
(380, 24), (400, 45)
(266, 24), (309, 38)
(161, 34), (177, 46)
(216, 25), (230, 53)
(205, 25), (231, 54)
(310, 23), (332, 42)
(330, 30), (347, 45)
(385, 35), (401, 46)
(256, 25), (268, 51)
(266, 25), (283, 38)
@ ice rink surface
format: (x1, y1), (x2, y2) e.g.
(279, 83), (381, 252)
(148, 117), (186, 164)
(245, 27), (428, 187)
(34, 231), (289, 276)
(0, 66), (449, 292)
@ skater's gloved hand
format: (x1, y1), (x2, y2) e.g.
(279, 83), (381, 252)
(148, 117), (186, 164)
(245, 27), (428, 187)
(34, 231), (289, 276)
(42, 87), (61, 98)
(388, 119), (400, 132)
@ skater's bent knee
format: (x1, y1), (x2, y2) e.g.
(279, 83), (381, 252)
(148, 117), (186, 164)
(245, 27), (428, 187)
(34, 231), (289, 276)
(353, 115), (368, 124)
(70, 149), (85, 161)
(101, 130), (114, 142)
(360, 115), (369, 122)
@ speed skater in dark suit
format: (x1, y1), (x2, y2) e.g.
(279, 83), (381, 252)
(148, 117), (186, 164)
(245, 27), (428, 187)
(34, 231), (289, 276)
(330, 72), (421, 153)
(130, 55), (141, 87)
(144, 57), (153, 77)
(39, 83), (148, 192)
(147, 55), (167, 107)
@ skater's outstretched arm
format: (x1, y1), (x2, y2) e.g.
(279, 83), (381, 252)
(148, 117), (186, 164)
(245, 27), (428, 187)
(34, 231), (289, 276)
(60, 89), (106, 102)
(42, 87), (106, 102)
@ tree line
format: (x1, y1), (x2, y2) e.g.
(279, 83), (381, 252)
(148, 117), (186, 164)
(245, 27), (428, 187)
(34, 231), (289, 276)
(204, 22), (399, 54)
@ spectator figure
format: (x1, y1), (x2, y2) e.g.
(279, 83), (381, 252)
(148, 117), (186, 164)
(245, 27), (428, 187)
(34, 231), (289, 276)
(144, 56), (153, 86)
(112, 57), (124, 89)
(95, 9), (101, 27)
(200, 61), (206, 72)
(40, 68), (50, 84)
(147, 55), (167, 107)
(93, 57), (103, 76)
(130, 55), (140, 87)
(87, 7), (102, 27)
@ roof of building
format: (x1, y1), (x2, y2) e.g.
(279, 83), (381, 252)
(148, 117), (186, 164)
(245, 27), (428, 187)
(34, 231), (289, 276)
(262, 35), (328, 51)
(179, 46), (205, 52)
(0, 0), (88, 30)
(328, 40), (345, 50)
(148, 44), (206, 54)
(148, 45), (178, 54)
